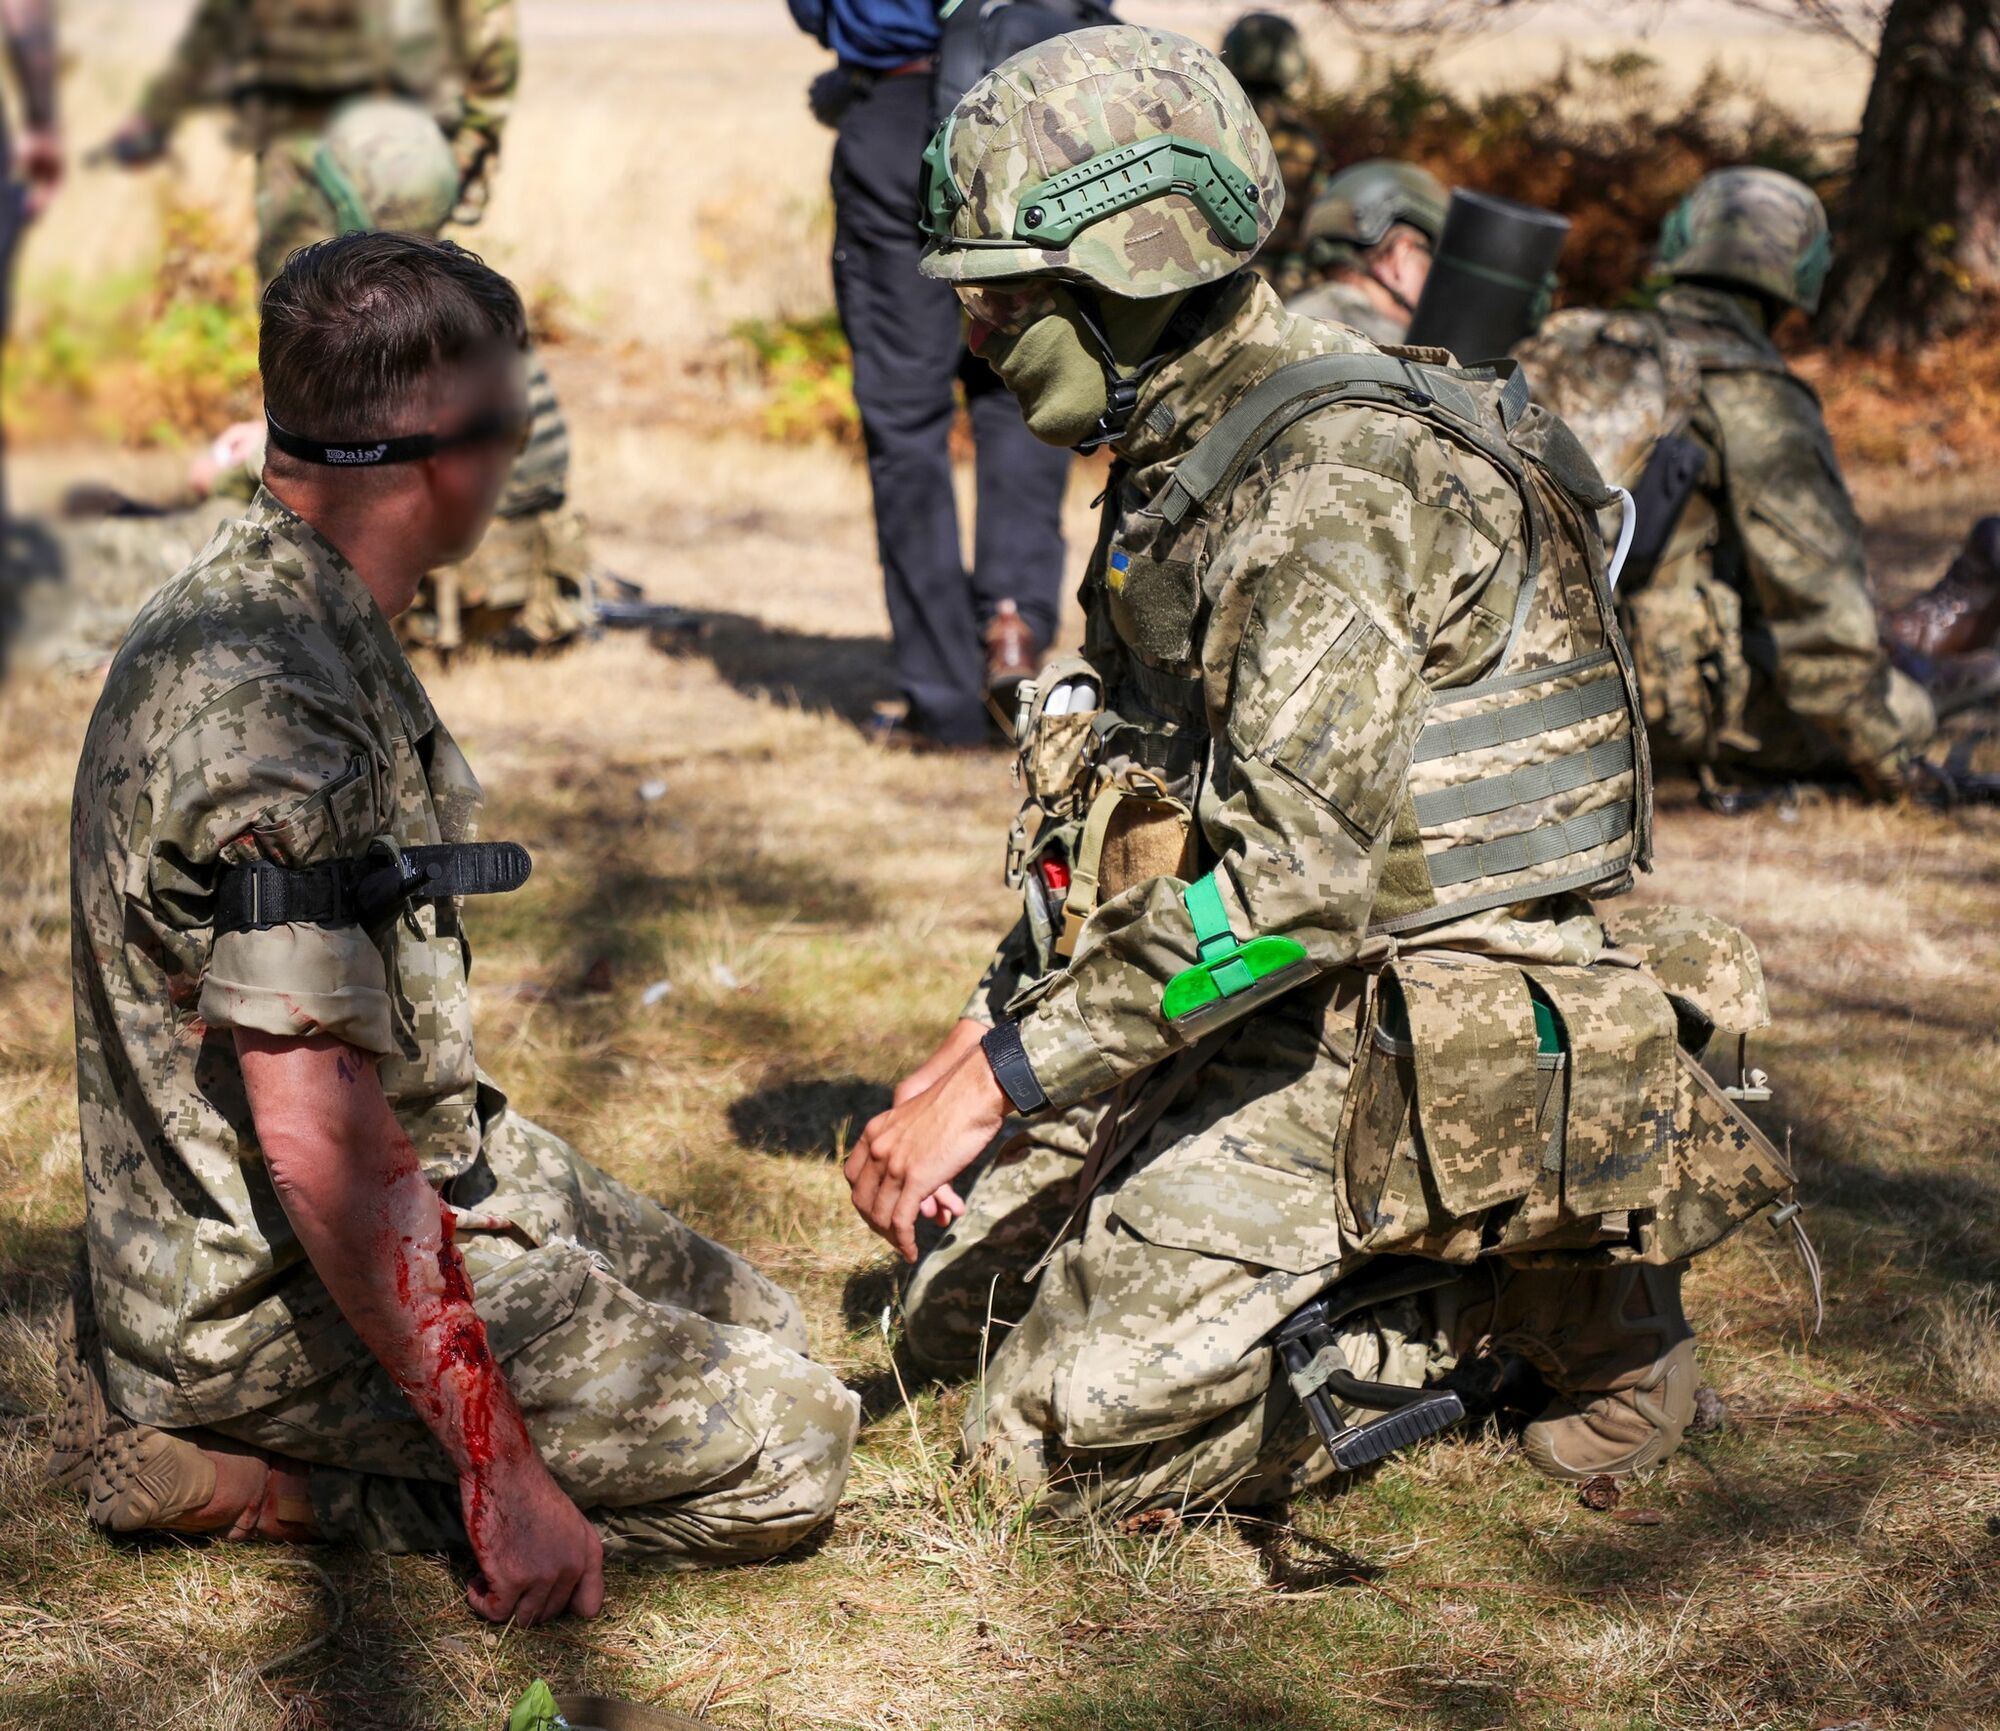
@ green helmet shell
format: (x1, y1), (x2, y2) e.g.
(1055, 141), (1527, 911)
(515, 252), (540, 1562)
(1657, 166), (1832, 313)
(1219, 11), (1307, 92)
(917, 25), (1282, 300)
(1303, 158), (1449, 265)
(313, 96), (461, 238)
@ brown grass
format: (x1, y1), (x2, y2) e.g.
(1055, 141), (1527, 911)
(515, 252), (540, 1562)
(4, 392), (1999, 1728)
(4, 9), (1998, 1727)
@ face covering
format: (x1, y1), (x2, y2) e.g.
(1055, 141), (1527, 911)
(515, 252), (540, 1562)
(980, 285), (1189, 450)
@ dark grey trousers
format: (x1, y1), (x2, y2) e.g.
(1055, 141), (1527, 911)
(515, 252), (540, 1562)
(830, 69), (1071, 742)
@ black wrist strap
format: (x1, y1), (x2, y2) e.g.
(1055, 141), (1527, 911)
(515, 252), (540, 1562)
(981, 1020), (1049, 1115)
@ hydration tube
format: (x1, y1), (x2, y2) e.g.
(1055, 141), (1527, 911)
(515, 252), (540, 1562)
(1605, 486), (1638, 592)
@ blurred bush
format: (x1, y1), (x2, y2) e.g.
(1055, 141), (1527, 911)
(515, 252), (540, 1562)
(1309, 51), (1830, 310)
(730, 310), (859, 447)
(6, 199), (260, 446)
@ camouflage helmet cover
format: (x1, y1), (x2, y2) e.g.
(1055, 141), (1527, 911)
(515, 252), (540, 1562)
(1219, 10), (1307, 92)
(917, 25), (1283, 300)
(1304, 158), (1449, 264)
(314, 96), (461, 238)
(1657, 166), (1832, 313)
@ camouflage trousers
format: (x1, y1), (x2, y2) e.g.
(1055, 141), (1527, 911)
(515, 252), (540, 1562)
(210, 1107), (860, 1566)
(904, 989), (1453, 1521)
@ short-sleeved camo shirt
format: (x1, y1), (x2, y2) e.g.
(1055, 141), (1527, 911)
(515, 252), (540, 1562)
(71, 488), (487, 1427)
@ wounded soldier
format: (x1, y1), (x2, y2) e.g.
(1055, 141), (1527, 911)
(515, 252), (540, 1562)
(50, 232), (857, 1624)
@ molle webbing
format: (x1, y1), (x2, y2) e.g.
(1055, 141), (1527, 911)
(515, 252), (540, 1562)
(1413, 734), (1635, 826)
(1412, 669), (1625, 762)
(1424, 800), (1634, 888)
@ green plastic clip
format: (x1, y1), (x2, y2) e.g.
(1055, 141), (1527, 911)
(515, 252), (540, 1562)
(1161, 872), (1308, 1021)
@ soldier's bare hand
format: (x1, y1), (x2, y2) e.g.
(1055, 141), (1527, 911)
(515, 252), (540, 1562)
(463, 1453), (604, 1626)
(893, 1017), (990, 1106)
(846, 1050), (1008, 1262)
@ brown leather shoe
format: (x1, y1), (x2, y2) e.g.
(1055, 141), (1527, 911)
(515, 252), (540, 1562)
(984, 600), (1042, 704)
(1882, 516), (2000, 659)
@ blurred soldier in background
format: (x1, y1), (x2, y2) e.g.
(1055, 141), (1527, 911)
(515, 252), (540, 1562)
(1287, 158), (1446, 344)
(108, 0), (514, 278)
(1518, 168), (1998, 802)
(1219, 11), (1327, 298)
(791, 0), (1074, 749)
(100, 0), (593, 655)
(0, 0), (62, 543)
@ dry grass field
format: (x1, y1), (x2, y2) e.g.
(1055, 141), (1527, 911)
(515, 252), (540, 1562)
(3, 4), (1998, 1728)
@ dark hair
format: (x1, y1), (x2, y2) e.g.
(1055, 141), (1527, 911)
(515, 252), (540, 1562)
(260, 231), (527, 442)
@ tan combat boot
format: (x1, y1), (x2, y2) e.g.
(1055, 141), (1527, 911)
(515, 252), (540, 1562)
(1465, 1262), (1698, 1483)
(49, 1269), (315, 1538)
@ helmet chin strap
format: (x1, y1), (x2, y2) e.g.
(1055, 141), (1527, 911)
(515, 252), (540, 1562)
(1364, 260), (1418, 317)
(1064, 278), (1231, 452)
(1065, 288), (1150, 453)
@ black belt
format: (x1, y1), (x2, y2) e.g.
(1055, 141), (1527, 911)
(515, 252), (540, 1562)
(214, 842), (532, 935)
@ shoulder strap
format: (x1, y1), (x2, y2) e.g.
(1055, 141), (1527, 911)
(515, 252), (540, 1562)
(1154, 351), (1530, 528)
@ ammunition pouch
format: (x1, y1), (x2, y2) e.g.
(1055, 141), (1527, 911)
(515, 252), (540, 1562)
(1335, 918), (1795, 1268)
(214, 838), (532, 934)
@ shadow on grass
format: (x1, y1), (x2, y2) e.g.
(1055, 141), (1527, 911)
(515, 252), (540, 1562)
(728, 1074), (890, 1158)
(681, 609), (898, 726)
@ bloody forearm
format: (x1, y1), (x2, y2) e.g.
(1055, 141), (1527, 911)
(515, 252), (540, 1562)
(235, 1030), (535, 1492)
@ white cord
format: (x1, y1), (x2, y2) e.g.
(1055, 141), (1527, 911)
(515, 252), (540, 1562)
(1605, 487), (1638, 592)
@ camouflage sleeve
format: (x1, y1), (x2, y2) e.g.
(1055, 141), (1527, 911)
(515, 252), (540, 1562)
(143, 674), (395, 1054)
(959, 915), (1035, 1026)
(136, 0), (237, 132)
(1707, 371), (1911, 779)
(449, 0), (517, 156)
(1015, 454), (1504, 1110)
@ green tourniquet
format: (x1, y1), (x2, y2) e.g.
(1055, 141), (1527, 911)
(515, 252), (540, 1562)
(1161, 872), (1308, 1020)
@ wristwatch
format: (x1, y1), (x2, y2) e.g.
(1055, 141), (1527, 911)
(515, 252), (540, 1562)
(980, 1020), (1049, 1115)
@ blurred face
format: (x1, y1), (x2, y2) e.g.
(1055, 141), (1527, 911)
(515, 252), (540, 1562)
(414, 351), (531, 564)
(1372, 226), (1434, 313)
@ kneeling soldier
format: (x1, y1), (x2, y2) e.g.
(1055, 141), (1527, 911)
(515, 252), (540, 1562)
(52, 233), (858, 1623)
(846, 26), (1801, 1519)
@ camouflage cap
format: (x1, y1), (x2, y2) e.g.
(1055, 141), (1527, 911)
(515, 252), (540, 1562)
(314, 97), (462, 238)
(917, 25), (1282, 299)
(1219, 11), (1308, 93)
(1303, 158), (1449, 265)
(1657, 166), (1831, 313)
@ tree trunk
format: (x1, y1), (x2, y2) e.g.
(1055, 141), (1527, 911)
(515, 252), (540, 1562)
(1815, 0), (2000, 349)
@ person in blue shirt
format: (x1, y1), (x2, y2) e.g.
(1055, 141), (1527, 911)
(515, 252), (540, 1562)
(791, 0), (1071, 747)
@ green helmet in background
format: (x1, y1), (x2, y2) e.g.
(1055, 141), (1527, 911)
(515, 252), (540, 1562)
(917, 24), (1282, 301)
(1657, 166), (1832, 314)
(1219, 11), (1308, 93)
(1303, 158), (1449, 269)
(312, 96), (462, 238)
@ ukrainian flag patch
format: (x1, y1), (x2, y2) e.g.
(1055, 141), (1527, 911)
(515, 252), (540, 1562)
(1107, 548), (1131, 592)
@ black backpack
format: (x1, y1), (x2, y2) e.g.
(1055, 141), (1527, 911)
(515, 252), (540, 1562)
(932, 0), (1119, 123)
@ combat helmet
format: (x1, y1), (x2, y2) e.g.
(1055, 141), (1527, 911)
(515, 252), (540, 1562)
(1303, 158), (1448, 269)
(918, 24), (1282, 300)
(1657, 166), (1831, 314)
(312, 96), (461, 238)
(1219, 11), (1308, 93)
